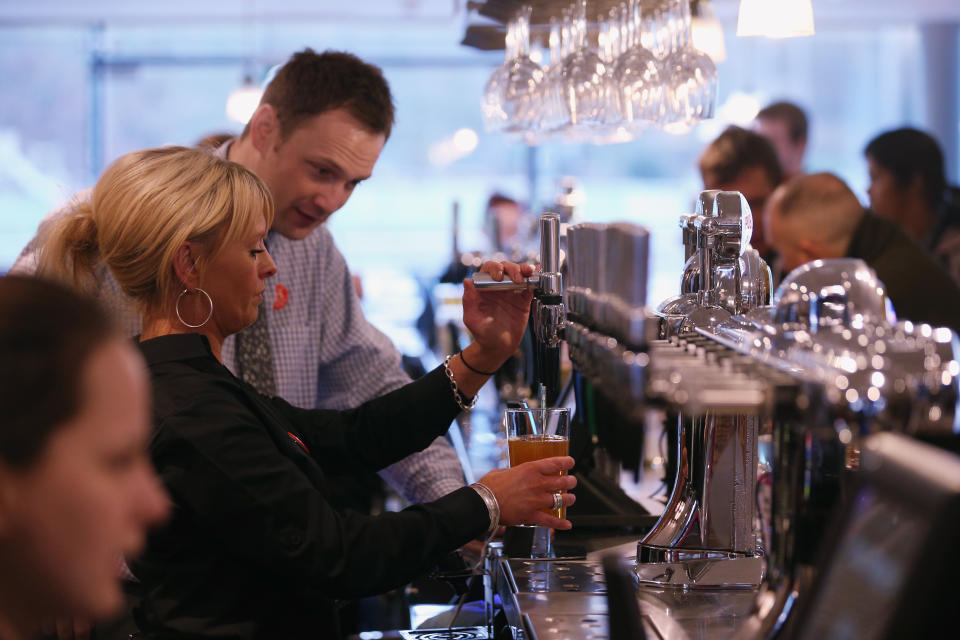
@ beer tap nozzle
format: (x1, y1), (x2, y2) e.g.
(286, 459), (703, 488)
(470, 213), (567, 405)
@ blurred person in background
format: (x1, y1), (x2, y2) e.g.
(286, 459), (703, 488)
(765, 172), (960, 333)
(35, 145), (575, 639)
(753, 100), (809, 181)
(699, 125), (785, 266)
(485, 192), (527, 258)
(865, 127), (960, 285)
(440, 191), (528, 286)
(0, 276), (168, 640)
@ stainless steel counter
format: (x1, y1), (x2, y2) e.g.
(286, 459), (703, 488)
(488, 543), (759, 640)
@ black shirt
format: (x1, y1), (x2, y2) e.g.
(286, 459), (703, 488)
(131, 334), (487, 639)
(847, 211), (960, 333)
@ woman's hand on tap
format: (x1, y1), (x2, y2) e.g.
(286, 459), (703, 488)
(442, 260), (533, 400)
(478, 456), (577, 530)
(461, 260), (535, 369)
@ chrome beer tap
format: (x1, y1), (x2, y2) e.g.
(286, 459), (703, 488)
(471, 213), (564, 346)
(472, 213), (567, 402)
(666, 190), (772, 335)
(531, 213), (565, 349)
(635, 190), (772, 590)
(705, 258), (960, 638)
(476, 190), (960, 640)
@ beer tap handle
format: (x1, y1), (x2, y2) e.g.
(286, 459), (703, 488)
(469, 213), (564, 296)
(471, 272), (541, 291)
(538, 213), (563, 299)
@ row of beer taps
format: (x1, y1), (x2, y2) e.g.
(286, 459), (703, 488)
(474, 188), (960, 636)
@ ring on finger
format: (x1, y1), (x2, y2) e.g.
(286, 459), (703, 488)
(552, 492), (564, 513)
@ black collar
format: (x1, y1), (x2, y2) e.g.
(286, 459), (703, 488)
(138, 333), (215, 365)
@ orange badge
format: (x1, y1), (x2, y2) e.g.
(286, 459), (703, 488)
(273, 283), (289, 311)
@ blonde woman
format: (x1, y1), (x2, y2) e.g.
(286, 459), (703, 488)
(38, 146), (576, 639)
(0, 276), (169, 640)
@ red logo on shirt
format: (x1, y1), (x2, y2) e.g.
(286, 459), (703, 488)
(287, 432), (310, 454)
(273, 284), (289, 311)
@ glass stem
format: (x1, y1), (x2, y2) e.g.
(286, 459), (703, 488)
(573, 0), (586, 51)
(549, 16), (561, 66)
(677, 0), (692, 50)
(516, 5), (532, 58)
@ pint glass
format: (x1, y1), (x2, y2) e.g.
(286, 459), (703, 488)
(505, 407), (571, 519)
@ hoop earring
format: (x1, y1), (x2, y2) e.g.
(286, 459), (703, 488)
(175, 288), (214, 328)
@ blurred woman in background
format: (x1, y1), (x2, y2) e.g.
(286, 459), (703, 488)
(865, 127), (960, 284)
(0, 276), (169, 640)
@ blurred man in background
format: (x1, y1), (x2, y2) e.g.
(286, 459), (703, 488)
(765, 172), (960, 332)
(753, 101), (809, 181)
(699, 125), (784, 264)
(485, 192), (526, 256)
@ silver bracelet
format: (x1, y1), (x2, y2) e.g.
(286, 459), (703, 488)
(470, 482), (501, 540)
(443, 354), (478, 411)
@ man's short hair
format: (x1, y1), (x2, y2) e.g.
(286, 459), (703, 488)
(486, 192), (518, 210)
(699, 125), (783, 188)
(756, 101), (808, 144)
(865, 127), (946, 210)
(243, 49), (395, 141)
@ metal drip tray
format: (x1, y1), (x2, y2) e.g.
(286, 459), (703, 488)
(398, 627), (489, 640)
(510, 560), (608, 594)
(523, 613), (611, 639)
(492, 549), (762, 639)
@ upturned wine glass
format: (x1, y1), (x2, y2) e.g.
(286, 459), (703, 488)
(560, 0), (608, 132)
(661, 0), (718, 124)
(481, 6), (544, 133)
(613, 0), (663, 129)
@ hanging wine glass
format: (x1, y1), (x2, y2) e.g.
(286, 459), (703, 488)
(645, 0), (671, 60)
(481, 5), (544, 133)
(481, 18), (515, 132)
(560, 0), (607, 133)
(662, 0), (718, 124)
(598, 7), (623, 131)
(613, 0), (663, 130)
(532, 14), (568, 139)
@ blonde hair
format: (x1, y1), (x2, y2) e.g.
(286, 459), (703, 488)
(37, 146), (274, 316)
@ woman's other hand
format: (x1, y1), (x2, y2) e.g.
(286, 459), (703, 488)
(478, 456), (576, 530)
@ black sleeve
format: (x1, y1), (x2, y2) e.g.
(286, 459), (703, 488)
(266, 365), (464, 474)
(151, 379), (488, 598)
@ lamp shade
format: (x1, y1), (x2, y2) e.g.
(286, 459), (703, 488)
(737, 0), (815, 39)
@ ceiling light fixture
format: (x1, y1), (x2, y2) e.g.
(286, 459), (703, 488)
(736, 0), (815, 39)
